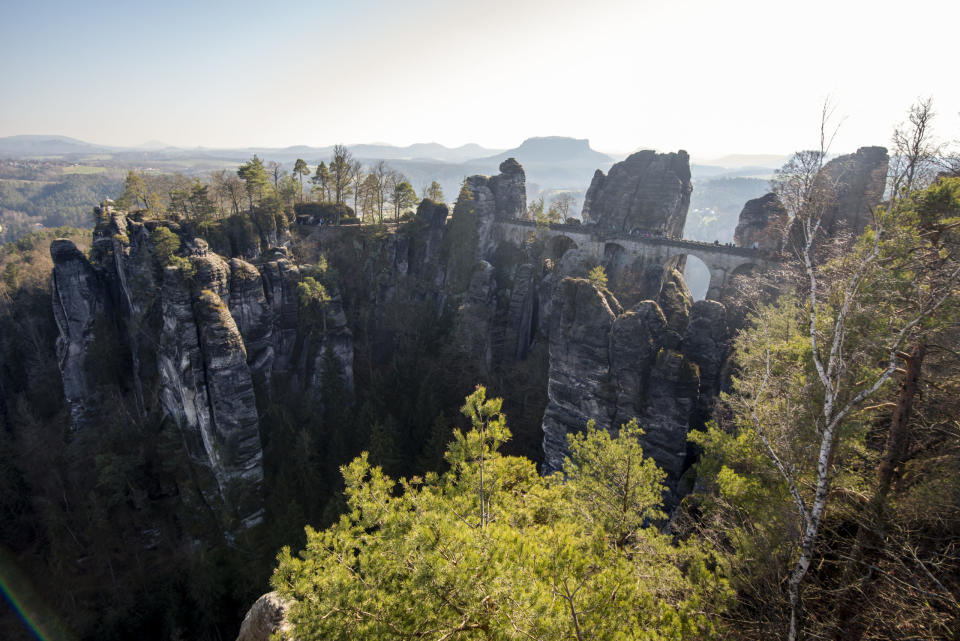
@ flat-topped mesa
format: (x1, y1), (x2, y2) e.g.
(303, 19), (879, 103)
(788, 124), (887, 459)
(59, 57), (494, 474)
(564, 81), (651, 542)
(581, 150), (692, 237)
(819, 146), (889, 236)
(734, 192), (788, 249)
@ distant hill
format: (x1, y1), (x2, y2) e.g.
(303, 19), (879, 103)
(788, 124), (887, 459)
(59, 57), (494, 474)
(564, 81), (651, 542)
(0, 136), (501, 167)
(0, 135), (114, 156)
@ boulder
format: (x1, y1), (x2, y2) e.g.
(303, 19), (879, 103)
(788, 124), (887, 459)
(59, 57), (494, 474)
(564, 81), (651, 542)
(236, 592), (293, 641)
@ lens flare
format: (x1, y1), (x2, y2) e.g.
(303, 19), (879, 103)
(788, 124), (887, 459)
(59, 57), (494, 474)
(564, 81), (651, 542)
(0, 545), (76, 641)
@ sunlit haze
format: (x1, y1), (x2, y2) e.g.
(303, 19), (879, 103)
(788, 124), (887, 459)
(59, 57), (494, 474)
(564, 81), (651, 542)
(2, 0), (958, 156)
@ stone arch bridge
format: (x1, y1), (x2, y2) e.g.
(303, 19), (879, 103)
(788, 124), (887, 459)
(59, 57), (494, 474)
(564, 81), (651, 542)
(494, 220), (775, 300)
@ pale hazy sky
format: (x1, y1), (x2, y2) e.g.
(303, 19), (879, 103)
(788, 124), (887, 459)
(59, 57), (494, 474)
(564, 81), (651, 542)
(2, 0), (958, 157)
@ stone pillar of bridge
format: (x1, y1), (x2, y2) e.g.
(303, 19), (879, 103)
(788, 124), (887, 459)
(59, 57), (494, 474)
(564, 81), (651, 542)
(706, 266), (727, 300)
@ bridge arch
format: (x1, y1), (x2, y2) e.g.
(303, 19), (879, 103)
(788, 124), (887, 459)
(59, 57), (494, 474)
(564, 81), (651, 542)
(602, 242), (632, 287)
(717, 261), (760, 298)
(546, 234), (578, 262)
(661, 249), (727, 301)
(680, 255), (710, 300)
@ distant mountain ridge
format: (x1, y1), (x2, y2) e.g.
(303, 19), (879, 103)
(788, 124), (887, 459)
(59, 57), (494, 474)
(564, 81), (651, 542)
(0, 135), (503, 164)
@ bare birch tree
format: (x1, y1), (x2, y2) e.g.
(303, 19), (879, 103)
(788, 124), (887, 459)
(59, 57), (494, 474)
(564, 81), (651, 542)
(742, 102), (960, 641)
(888, 97), (944, 199)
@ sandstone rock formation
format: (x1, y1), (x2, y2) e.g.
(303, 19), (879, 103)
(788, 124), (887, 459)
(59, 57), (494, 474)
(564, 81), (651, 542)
(504, 262), (537, 360)
(157, 262), (265, 529)
(452, 260), (500, 374)
(465, 159), (525, 220)
(682, 300), (728, 431)
(733, 192), (788, 249)
(227, 257), (274, 378)
(51, 205), (356, 530)
(541, 277), (727, 504)
(415, 198), (449, 227)
(581, 150), (692, 236)
(657, 268), (692, 333)
(465, 158), (527, 257)
(53, 154), (736, 530)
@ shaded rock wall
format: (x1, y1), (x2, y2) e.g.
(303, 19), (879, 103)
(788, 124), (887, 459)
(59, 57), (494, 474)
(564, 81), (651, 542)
(51, 239), (105, 430)
(157, 259), (265, 530)
(51, 207), (355, 531)
(541, 277), (728, 504)
(541, 278), (623, 472)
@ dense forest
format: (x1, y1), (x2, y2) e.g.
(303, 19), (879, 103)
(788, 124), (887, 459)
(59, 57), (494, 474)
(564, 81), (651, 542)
(2, 104), (960, 641)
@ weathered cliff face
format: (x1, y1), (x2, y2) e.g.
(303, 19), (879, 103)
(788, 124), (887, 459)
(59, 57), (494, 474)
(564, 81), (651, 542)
(258, 250), (303, 376)
(819, 146), (889, 236)
(104, 212), (160, 416)
(541, 277), (727, 503)
(682, 300), (728, 430)
(504, 262), (537, 360)
(541, 278), (623, 472)
(580, 150), (692, 236)
(158, 263), (265, 529)
(733, 192), (788, 249)
(228, 257), (275, 378)
(50, 239), (105, 430)
(454, 260), (498, 371)
(312, 203), (450, 377)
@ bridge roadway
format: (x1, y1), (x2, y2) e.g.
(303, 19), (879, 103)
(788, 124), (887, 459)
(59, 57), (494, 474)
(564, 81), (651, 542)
(493, 219), (774, 300)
